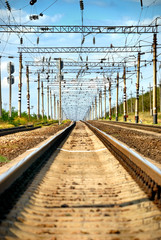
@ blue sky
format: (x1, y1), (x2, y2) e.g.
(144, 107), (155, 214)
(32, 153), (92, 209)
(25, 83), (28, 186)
(2, 0), (161, 25)
(0, 0), (161, 120)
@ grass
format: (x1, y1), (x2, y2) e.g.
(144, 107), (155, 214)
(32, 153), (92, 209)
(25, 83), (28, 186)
(0, 119), (61, 129)
(0, 155), (10, 163)
(0, 122), (15, 129)
(103, 112), (161, 125)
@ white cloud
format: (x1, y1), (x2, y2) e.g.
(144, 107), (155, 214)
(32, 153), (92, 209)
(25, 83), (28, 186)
(51, 14), (64, 23)
(125, 15), (161, 25)
(0, 8), (63, 25)
(2, 76), (8, 88)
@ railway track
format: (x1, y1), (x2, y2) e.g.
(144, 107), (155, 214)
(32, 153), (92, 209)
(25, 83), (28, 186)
(0, 121), (56, 137)
(0, 121), (161, 239)
(97, 120), (161, 134)
(0, 125), (41, 137)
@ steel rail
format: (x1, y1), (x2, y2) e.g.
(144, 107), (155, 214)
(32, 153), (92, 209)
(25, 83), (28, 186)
(85, 121), (161, 201)
(0, 122), (59, 137)
(99, 120), (161, 133)
(0, 125), (33, 132)
(0, 122), (75, 195)
(0, 125), (42, 137)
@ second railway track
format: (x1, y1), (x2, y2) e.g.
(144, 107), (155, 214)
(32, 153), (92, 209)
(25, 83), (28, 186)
(0, 121), (161, 240)
(0, 125), (41, 137)
(96, 120), (161, 134)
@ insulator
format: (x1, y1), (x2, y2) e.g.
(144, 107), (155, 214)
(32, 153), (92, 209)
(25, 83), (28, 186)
(80, 0), (84, 10)
(20, 37), (23, 44)
(86, 56), (88, 62)
(40, 13), (43, 17)
(30, 0), (37, 5)
(80, 56), (83, 61)
(5, 1), (11, 11)
(37, 37), (39, 44)
(93, 36), (95, 45)
(30, 15), (39, 20)
(81, 36), (85, 45)
(140, 0), (143, 7)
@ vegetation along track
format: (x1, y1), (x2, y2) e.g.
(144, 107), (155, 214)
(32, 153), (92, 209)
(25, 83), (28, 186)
(0, 121), (161, 239)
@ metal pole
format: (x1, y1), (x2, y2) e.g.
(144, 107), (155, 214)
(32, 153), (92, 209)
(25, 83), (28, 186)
(0, 56), (2, 118)
(37, 73), (40, 120)
(50, 89), (53, 120)
(47, 85), (49, 120)
(123, 66), (127, 121)
(95, 96), (97, 119)
(26, 65), (30, 118)
(116, 72), (119, 121)
(54, 94), (56, 119)
(41, 81), (44, 118)
(9, 62), (12, 117)
(57, 100), (59, 120)
(153, 33), (157, 124)
(109, 81), (111, 120)
(141, 86), (144, 112)
(100, 90), (102, 118)
(98, 92), (100, 119)
(130, 91), (133, 113)
(148, 83), (152, 115)
(159, 81), (161, 112)
(127, 95), (129, 114)
(92, 103), (94, 120)
(135, 52), (140, 123)
(104, 85), (106, 119)
(59, 58), (62, 125)
(18, 52), (22, 117)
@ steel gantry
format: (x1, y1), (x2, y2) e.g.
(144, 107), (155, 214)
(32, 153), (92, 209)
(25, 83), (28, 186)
(18, 46), (140, 53)
(9, 19), (159, 122)
(28, 68), (126, 74)
(0, 24), (159, 34)
(25, 60), (138, 68)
